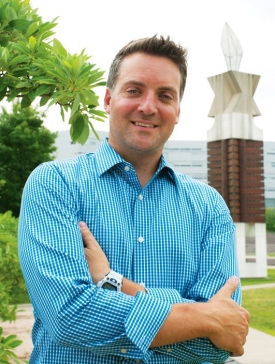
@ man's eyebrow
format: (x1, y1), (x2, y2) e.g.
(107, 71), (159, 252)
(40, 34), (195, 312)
(158, 86), (178, 94)
(124, 80), (146, 87)
(124, 81), (178, 94)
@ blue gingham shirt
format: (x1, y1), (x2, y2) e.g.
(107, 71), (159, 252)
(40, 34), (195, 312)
(19, 138), (240, 364)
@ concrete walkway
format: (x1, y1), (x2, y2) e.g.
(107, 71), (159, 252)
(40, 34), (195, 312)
(234, 327), (275, 364)
(242, 282), (275, 290)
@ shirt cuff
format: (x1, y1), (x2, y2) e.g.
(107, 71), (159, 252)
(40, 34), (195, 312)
(124, 291), (171, 353)
(146, 287), (196, 304)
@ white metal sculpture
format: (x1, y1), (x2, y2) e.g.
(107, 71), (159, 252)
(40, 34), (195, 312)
(221, 22), (243, 71)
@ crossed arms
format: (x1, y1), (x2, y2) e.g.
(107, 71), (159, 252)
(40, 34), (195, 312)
(80, 221), (250, 358)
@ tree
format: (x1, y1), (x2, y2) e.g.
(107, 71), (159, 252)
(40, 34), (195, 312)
(266, 208), (275, 233)
(0, 0), (107, 145)
(0, 102), (57, 216)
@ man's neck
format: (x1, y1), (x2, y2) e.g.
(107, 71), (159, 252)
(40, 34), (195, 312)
(132, 156), (161, 188)
(107, 139), (163, 188)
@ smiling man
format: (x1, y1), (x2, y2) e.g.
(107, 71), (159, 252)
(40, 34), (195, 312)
(19, 35), (249, 364)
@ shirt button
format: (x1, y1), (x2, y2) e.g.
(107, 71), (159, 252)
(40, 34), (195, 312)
(121, 348), (127, 354)
(138, 236), (144, 243)
(138, 194), (143, 200)
(124, 166), (130, 172)
(166, 348), (172, 352)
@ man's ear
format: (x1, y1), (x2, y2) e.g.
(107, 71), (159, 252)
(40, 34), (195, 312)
(104, 88), (111, 114)
(175, 107), (180, 124)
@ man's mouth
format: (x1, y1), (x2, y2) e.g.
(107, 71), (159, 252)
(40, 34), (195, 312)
(133, 122), (155, 128)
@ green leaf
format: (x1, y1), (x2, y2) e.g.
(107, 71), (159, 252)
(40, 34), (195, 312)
(62, 60), (72, 70)
(33, 77), (56, 85)
(60, 105), (65, 121)
(0, 347), (5, 356)
(21, 95), (32, 108)
(88, 109), (107, 118)
(15, 82), (32, 89)
(28, 88), (36, 102)
(77, 115), (89, 145)
(7, 19), (30, 32)
(7, 88), (20, 101)
(0, 358), (10, 364)
(48, 92), (68, 107)
(53, 38), (67, 58)
(40, 95), (50, 106)
(46, 67), (68, 81)
(88, 70), (105, 86)
(88, 120), (100, 141)
(0, 87), (7, 102)
(2, 334), (17, 345)
(39, 30), (55, 41)
(70, 114), (85, 143)
(28, 36), (36, 51)
(7, 339), (23, 349)
(35, 84), (51, 97)
(25, 21), (39, 37)
(80, 89), (99, 106)
(0, 34), (9, 47)
(8, 54), (29, 67)
(70, 93), (81, 117)
(0, 3), (9, 22)
(12, 42), (30, 55)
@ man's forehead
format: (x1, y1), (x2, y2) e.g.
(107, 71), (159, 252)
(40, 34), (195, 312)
(117, 53), (181, 85)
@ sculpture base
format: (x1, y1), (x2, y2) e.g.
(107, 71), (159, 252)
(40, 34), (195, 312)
(235, 222), (267, 278)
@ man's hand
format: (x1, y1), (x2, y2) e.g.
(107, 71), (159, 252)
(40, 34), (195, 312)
(79, 221), (110, 284)
(151, 277), (250, 357)
(204, 276), (250, 356)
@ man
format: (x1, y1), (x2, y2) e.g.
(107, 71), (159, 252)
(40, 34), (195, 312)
(19, 35), (249, 363)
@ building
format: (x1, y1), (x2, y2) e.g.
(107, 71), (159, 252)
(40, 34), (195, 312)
(55, 130), (275, 208)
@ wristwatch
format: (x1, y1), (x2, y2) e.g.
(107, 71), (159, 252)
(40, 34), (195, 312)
(96, 270), (123, 292)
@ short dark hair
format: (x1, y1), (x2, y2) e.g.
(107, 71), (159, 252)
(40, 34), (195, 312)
(107, 35), (188, 100)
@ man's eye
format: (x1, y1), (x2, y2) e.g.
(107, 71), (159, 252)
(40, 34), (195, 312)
(127, 89), (138, 94)
(160, 94), (173, 100)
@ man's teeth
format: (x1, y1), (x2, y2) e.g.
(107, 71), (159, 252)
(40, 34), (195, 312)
(134, 122), (154, 128)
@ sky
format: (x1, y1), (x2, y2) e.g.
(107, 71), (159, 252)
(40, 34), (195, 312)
(31, 0), (275, 141)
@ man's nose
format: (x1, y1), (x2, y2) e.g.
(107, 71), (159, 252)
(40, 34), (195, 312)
(137, 92), (157, 115)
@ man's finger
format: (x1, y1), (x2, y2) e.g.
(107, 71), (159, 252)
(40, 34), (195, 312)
(214, 276), (239, 298)
(79, 221), (95, 248)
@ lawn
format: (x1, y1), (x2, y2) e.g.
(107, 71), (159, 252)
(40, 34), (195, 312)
(241, 268), (275, 286)
(242, 287), (275, 336)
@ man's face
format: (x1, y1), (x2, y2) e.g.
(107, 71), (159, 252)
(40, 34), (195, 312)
(104, 52), (181, 160)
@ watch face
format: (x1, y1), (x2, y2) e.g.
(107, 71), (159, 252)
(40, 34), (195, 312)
(102, 282), (117, 291)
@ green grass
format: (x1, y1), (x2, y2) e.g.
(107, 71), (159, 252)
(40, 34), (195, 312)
(242, 288), (275, 336)
(241, 268), (275, 286)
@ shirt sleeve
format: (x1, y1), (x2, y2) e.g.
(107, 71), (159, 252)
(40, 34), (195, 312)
(18, 163), (172, 361)
(144, 190), (241, 363)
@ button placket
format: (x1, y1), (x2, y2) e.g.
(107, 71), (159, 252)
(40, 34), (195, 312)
(138, 194), (143, 200)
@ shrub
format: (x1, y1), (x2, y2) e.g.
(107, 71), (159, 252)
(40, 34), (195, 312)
(0, 211), (28, 363)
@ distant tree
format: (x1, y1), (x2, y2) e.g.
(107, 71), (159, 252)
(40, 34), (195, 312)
(0, 102), (57, 216)
(266, 208), (275, 233)
(0, 0), (106, 145)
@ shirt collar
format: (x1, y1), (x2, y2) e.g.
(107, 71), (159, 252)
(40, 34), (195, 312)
(95, 138), (177, 183)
